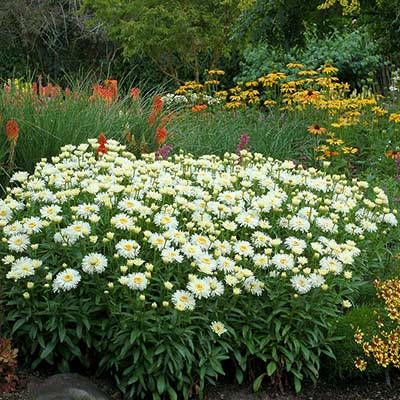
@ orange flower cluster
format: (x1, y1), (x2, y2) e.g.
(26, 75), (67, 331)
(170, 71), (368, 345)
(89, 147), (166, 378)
(191, 104), (208, 112)
(355, 278), (400, 372)
(89, 79), (118, 102)
(32, 82), (61, 98)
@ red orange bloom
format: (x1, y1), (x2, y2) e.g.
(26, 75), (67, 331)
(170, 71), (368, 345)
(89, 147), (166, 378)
(130, 87), (140, 100)
(156, 126), (167, 147)
(191, 104), (208, 112)
(90, 80), (118, 102)
(153, 95), (163, 113)
(6, 119), (19, 142)
(148, 96), (164, 126)
(96, 133), (108, 154)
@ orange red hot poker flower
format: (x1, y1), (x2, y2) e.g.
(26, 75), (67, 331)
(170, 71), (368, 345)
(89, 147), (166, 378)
(96, 133), (107, 155)
(6, 119), (19, 142)
(156, 126), (167, 147)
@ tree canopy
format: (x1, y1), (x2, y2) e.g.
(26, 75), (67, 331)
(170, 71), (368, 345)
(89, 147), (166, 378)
(82, 0), (247, 83)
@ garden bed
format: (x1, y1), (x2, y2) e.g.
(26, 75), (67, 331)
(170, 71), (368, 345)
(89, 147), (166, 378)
(1, 370), (400, 400)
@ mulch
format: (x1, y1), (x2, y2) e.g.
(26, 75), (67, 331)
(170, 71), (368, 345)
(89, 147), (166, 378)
(1, 369), (400, 400)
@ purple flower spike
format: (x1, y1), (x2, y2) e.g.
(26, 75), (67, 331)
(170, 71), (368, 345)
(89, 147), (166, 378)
(395, 156), (400, 180)
(237, 133), (250, 164)
(155, 144), (172, 160)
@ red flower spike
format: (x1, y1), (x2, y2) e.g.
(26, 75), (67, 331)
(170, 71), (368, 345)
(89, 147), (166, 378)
(6, 119), (19, 142)
(130, 87), (140, 99)
(96, 133), (108, 154)
(153, 95), (163, 113)
(156, 125), (167, 147)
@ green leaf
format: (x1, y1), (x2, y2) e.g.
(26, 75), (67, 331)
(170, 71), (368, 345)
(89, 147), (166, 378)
(40, 340), (57, 360)
(294, 376), (302, 393)
(267, 361), (277, 377)
(167, 387), (178, 400)
(58, 324), (66, 342)
(253, 373), (267, 392)
(156, 375), (165, 394)
(12, 318), (26, 334)
(235, 368), (244, 384)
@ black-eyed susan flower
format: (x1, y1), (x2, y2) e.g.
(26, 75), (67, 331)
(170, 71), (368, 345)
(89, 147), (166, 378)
(308, 124), (327, 135)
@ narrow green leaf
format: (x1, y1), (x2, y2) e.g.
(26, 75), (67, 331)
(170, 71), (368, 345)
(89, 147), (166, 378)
(267, 361), (277, 377)
(253, 373), (267, 392)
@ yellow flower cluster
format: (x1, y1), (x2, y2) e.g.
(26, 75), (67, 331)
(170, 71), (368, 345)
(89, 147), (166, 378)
(355, 278), (400, 372)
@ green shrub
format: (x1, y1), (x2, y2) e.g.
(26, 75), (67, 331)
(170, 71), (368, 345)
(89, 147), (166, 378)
(237, 27), (381, 89)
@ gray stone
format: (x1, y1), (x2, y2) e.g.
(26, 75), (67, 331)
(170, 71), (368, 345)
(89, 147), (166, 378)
(35, 373), (113, 400)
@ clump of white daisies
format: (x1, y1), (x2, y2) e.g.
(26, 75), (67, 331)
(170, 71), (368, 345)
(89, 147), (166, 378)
(0, 139), (398, 319)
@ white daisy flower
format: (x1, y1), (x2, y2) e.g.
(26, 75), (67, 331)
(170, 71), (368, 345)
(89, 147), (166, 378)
(206, 277), (225, 296)
(316, 217), (337, 233)
(271, 253), (295, 270)
(53, 269), (81, 292)
(6, 257), (36, 280)
(253, 254), (270, 268)
(3, 221), (24, 236)
(112, 213), (134, 230)
(8, 234), (30, 253)
(10, 171), (29, 183)
(235, 210), (259, 228)
(125, 272), (148, 291)
(195, 253), (217, 274)
(24, 217), (43, 233)
(210, 321), (227, 336)
(319, 257), (343, 275)
(67, 221), (91, 238)
(40, 205), (62, 220)
(252, 231), (271, 248)
(187, 278), (211, 299)
(285, 237), (307, 251)
(216, 256), (235, 273)
(82, 253), (108, 274)
(243, 277), (264, 296)
(234, 241), (254, 257)
(182, 243), (202, 259)
(191, 234), (211, 249)
(161, 247), (183, 263)
(171, 290), (196, 310)
(289, 216), (310, 233)
(213, 240), (232, 255)
(154, 213), (178, 230)
(291, 274), (312, 294)
(309, 273), (326, 288)
(0, 203), (13, 222)
(383, 213), (397, 226)
(117, 197), (141, 213)
(149, 233), (167, 250)
(116, 239), (141, 259)
(76, 203), (100, 219)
